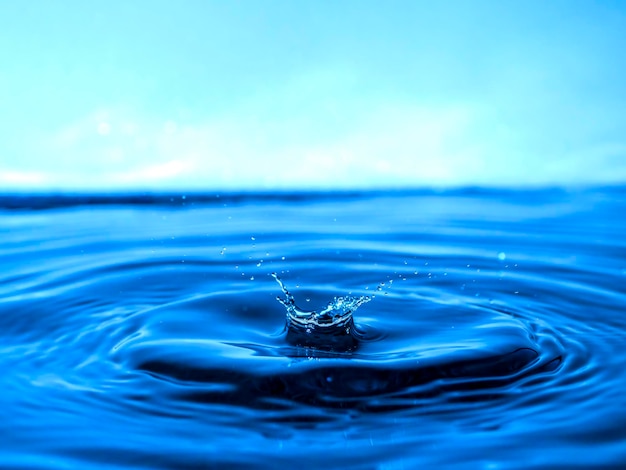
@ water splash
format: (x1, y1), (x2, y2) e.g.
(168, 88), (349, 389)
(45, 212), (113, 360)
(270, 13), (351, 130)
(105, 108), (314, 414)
(271, 273), (371, 351)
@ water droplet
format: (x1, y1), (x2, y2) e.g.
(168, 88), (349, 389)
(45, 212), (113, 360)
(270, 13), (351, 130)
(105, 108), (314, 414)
(256, 262), (262, 267)
(250, 276), (255, 281)
(251, 236), (256, 241)
(281, 256), (285, 260)
(498, 252), (506, 261)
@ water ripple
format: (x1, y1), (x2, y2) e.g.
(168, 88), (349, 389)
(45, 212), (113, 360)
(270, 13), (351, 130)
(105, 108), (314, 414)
(0, 189), (625, 468)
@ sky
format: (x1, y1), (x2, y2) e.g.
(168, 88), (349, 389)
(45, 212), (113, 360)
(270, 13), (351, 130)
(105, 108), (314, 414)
(1, 1), (625, 191)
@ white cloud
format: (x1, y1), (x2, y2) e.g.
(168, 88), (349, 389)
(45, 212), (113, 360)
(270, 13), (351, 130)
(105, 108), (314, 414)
(0, 169), (48, 186)
(4, 68), (625, 190)
(113, 159), (194, 183)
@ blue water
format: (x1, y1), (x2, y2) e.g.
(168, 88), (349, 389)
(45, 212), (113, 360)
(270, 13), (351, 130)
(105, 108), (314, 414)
(1, 188), (625, 469)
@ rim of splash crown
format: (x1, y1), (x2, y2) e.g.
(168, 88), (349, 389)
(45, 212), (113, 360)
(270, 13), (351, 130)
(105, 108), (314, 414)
(271, 273), (371, 331)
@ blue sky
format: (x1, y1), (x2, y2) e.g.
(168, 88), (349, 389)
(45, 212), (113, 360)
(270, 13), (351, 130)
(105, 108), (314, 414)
(1, 1), (625, 190)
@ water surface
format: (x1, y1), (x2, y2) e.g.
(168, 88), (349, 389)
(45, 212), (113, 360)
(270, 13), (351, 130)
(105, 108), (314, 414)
(1, 188), (625, 468)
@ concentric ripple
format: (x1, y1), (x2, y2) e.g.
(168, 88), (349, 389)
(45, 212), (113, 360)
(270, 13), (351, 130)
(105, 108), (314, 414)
(0, 189), (625, 469)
